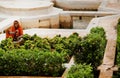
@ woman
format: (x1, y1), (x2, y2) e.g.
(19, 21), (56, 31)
(6, 20), (23, 41)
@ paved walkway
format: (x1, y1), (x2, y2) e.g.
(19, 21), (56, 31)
(98, 15), (120, 78)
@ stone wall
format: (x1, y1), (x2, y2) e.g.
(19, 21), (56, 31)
(55, 0), (101, 10)
(59, 13), (72, 28)
(20, 14), (60, 29)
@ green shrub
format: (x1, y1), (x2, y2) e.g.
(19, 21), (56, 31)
(117, 20), (120, 54)
(0, 33), (82, 76)
(74, 27), (107, 78)
(0, 38), (15, 51)
(0, 49), (65, 76)
(113, 19), (120, 78)
(67, 64), (93, 78)
(49, 33), (81, 56)
(0, 27), (106, 77)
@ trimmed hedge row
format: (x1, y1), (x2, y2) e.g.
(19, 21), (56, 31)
(0, 49), (65, 76)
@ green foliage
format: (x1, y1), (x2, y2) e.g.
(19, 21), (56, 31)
(67, 32), (82, 55)
(0, 33), (81, 57)
(0, 38), (15, 51)
(113, 19), (120, 78)
(48, 33), (82, 62)
(74, 27), (107, 78)
(0, 27), (106, 77)
(0, 33), (82, 76)
(90, 27), (106, 37)
(117, 20), (120, 65)
(117, 21), (120, 53)
(67, 64), (93, 78)
(22, 34), (31, 41)
(113, 52), (120, 78)
(0, 49), (65, 76)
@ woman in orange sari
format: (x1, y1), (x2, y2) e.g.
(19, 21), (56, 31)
(6, 20), (23, 42)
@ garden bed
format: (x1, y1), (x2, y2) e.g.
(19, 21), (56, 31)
(0, 27), (107, 78)
(0, 32), (81, 77)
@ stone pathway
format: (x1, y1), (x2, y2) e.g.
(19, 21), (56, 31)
(97, 15), (120, 78)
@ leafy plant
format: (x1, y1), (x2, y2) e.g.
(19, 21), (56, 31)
(74, 27), (107, 78)
(0, 49), (65, 76)
(0, 27), (106, 77)
(0, 33), (82, 76)
(113, 19), (120, 78)
(0, 38), (15, 51)
(67, 64), (93, 78)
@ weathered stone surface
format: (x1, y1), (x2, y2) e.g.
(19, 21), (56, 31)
(55, 0), (102, 10)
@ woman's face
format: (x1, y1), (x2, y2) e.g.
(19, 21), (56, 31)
(14, 21), (19, 28)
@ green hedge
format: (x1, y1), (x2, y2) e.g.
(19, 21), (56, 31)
(0, 33), (81, 76)
(67, 64), (93, 78)
(0, 33), (81, 62)
(74, 27), (107, 78)
(0, 49), (65, 76)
